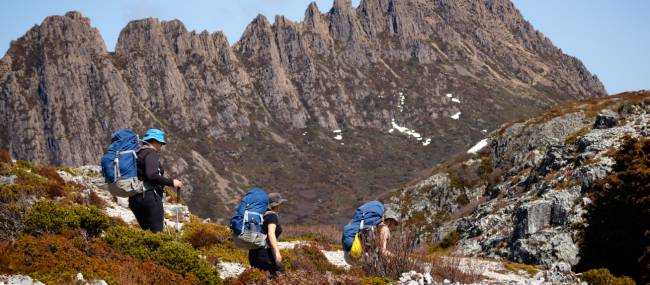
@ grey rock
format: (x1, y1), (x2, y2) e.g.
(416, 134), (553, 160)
(0, 175), (16, 185)
(546, 190), (577, 226)
(538, 146), (574, 176)
(552, 262), (573, 273)
(511, 231), (579, 267)
(575, 157), (614, 190)
(593, 110), (618, 129)
(513, 200), (552, 239)
(0, 275), (45, 285)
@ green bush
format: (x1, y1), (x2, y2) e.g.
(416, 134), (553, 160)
(23, 200), (110, 237)
(440, 231), (460, 249)
(0, 163), (77, 202)
(577, 137), (649, 284)
(182, 219), (229, 249)
(361, 276), (392, 285)
(1, 232), (195, 284)
(104, 226), (221, 284)
(282, 244), (343, 274)
(581, 268), (636, 285)
(455, 193), (470, 206)
(24, 200), (76, 234)
(73, 205), (111, 236)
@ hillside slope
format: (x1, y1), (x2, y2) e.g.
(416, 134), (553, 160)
(0, 0), (606, 223)
(388, 91), (649, 274)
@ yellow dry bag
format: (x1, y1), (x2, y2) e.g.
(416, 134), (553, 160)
(350, 233), (362, 258)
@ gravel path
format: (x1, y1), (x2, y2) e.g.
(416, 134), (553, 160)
(321, 250), (351, 269)
(217, 262), (248, 279)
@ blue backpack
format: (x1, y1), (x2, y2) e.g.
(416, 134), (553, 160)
(100, 129), (145, 197)
(229, 188), (270, 249)
(342, 201), (385, 252)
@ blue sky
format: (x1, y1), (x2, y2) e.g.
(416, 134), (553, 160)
(0, 0), (647, 94)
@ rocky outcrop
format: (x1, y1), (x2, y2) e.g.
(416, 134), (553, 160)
(0, 1), (606, 223)
(391, 92), (650, 268)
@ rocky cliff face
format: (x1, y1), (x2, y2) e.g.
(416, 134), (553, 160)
(0, 1), (606, 223)
(389, 91), (650, 268)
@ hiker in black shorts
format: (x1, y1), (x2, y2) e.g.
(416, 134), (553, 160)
(248, 192), (287, 276)
(128, 129), (183, 232)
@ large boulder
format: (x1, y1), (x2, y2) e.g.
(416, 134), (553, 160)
(513, 200), (552, 239)
(510, 231), (579, 267)
(593, 110), (619, 129)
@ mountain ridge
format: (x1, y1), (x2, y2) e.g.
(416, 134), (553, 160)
(0, 0), (605, 223)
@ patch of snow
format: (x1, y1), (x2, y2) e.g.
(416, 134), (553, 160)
(467, 139), (488, 154)
(398, 92), (406, 112)
(450, 112), (461, 120)
(446, 93), (453, 98)
(390, 119), (422, 139)
(333, 134), (343, 140)
(389, 119), (433, 146)
(451, 98), (461, 103)
(302, 132), (307, 136)
(322, 250), (351, 270)
(332, 129), (342, 133)
(217, 262), (247, 279)
(481, 129), (488, 133)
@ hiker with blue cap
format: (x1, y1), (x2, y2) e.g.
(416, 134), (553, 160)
(129, 128), (183, 232)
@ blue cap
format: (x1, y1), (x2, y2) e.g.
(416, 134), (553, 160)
(142, 129), (167, 145)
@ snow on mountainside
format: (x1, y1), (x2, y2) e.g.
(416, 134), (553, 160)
(388, 91), (650, 275)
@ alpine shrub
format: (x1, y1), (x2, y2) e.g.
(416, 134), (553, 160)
(24, 200), (75, 234)
(577, 137), (649, 284)
(23, 200), (110, 237)
(182, 219), (229, 249)
(104, 226), (222, 284)
(580, 268), (635, 285)
(73, 205), (111, 236)
(282, 244), (343, 274)
(0, 232), (194, 284)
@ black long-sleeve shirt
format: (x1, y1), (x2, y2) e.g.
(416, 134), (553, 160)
(137, 147), (174, 188)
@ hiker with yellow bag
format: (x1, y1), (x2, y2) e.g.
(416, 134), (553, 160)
(341, 201), (400, 266)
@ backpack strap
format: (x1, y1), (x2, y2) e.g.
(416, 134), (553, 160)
(113, 150), (138, 182)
